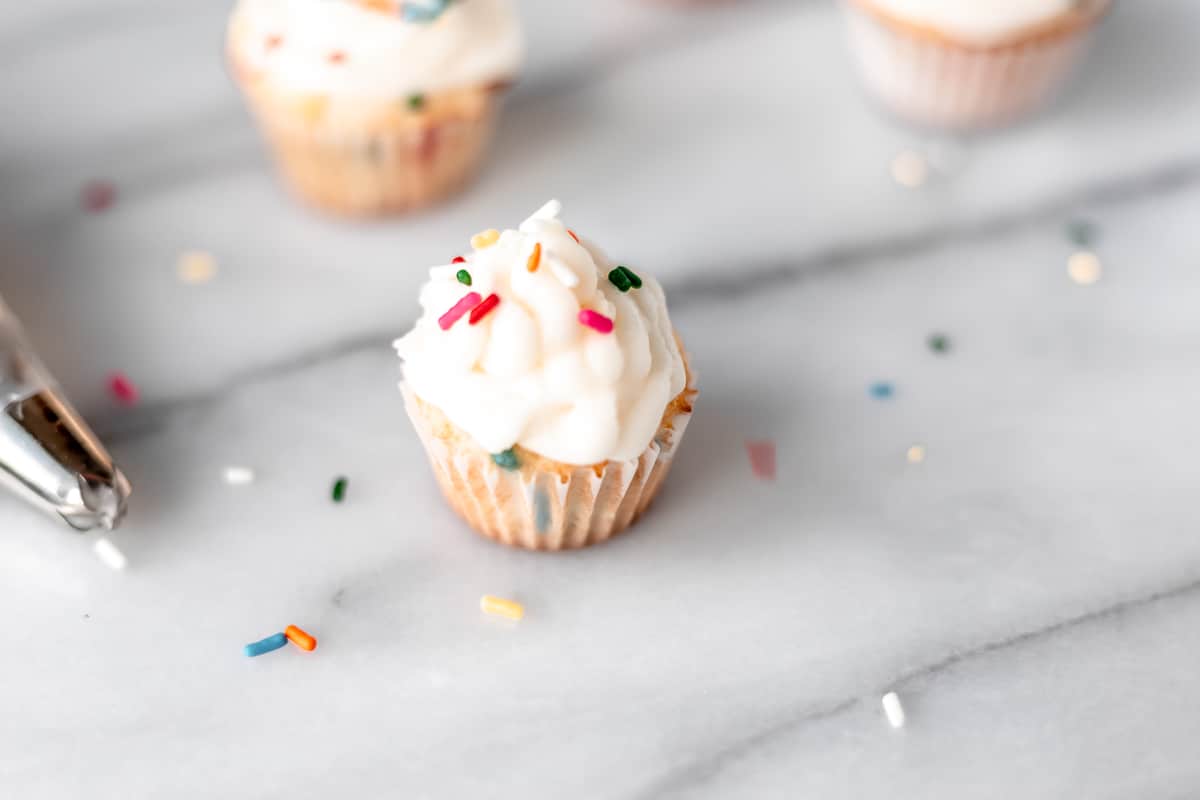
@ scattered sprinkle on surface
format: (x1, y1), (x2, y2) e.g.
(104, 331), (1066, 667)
(331, 476), (348, 503)
(223, 466), (256, 485)
(244, 633), (288, 658)
(1067, 250), (1102, 285)
(869, 381), (894, 399)
(480, 595), (524, 621)
(81, 180), (116, 213)
(745, 440), (777, 480)
(890, 151), (928, 189)
(492, 449), (519, 471)
(107, 372), (140, 406)
(93, 537), (127, 571)
(285, 625), (317, 652)
(927, 333), (950, 354)
(177, 250), (218, 284)
(882, 691), (906, 728)
(906, 445), (926, 464)
(1066, 219), (1098, 247)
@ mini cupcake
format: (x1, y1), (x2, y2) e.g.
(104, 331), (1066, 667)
(227, 0), (523, 216)
(840, 0), (1112, 129)
(395, 201), (696, 551)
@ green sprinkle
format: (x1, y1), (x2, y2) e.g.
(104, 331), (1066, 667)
(491, 449), (519, 471)
(331, 476), (348, 503)
(617, 265), (642, 289)
(608, 268), (632, 292)
(927, 333), (950, 354)
(1066, 219), (1097, 247)
(407, 93), (426, 111)
(456, 269), (472, 286)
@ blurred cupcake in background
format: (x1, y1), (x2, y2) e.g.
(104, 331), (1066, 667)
(840, 0), (1112, 129)
(227, 0), (522, 216)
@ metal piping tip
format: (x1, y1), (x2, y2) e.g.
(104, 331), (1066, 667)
(1, 301), (132, 532)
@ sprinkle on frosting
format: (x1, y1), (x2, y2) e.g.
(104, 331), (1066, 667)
(328, 50), (347, 64)
(395, 201), (687, 465)
(471, 229), (500, 249)
(468, 293), (500, 325)
(492, 449), (519, 470)
(456, 269), (472, 286)
(526, 242), (542, 273)
(578, 309), (614, 335)
(451, 255), (466, 264)
(407, 93), (426, 110)
(438, 291), (481, 330)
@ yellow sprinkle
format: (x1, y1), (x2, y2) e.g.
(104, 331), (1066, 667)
(177, 250), (217, 284)
(480, 595), (524, 621)
(890, 150), (928, 189)
(471, 229), (500, 250)
(906, 444), (926, 464)
(526, 242), (542, 272)
(1067, 250), (1102, 285)
(299, 95), (328, 125)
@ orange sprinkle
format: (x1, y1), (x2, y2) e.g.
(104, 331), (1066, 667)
(526, 242), (542, 272)
(566, 229), (580, 243)
(284, 625), (317, 651)
(265, 34), (283, 50)
(328, 50), (347, 65)
(471, 229), (500, 249)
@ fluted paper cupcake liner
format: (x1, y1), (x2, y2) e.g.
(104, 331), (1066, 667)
(402, 379), (696, 552)
(840, 0), (1111, 129)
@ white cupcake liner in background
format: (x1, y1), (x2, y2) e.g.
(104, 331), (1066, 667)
(403, 383), (695, 551)
(840, 0), (1111, 130)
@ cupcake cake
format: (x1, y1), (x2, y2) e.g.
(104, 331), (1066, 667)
(395, 201), (696, 551)
(840, 0), (1112, 129)
(227, 0), (523, 216)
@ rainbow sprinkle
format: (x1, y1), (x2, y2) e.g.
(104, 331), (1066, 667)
(244, 633), (288, 658)
(471, 229), (499, 249)
(526, 242), (542, 273)
(492, 449), (519, 470)
(608, 266), (642, 293)
(456, 269), (472, 286)
(407, 93), (426, 111)
(745, 441), (776, 480)
(451, 256), (466, 264)
(869, 381), (894, 399)
(438, 291), (481, 330)
(328, 50), (347, 64)
(331, 476), (348, 503)
(107, 372), (139, 406)
(469, 293), (500, 325)
(578, 309), (614, 334)
(81, 181), (116, 213)
(403, 0), (453, 23)
(566, 229), (580, 243)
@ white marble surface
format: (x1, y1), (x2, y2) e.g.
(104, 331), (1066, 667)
(3, 1), (1200, 798)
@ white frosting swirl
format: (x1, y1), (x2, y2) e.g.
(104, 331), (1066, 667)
(228, 0), (523, 97)
(395, 201), (687, 465)
(865, 0), (1078, 42)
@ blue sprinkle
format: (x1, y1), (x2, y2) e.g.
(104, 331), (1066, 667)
(244, 633), (288, 658)
(869, 381), (895, 399)
(492, 449), (519, 471)
(403, 0), (451, 22)
(534, 489), (551, 535)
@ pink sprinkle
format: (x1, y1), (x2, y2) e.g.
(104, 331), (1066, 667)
(745, 440), (776, 480)
(108, 372), (140, 406)
(81, 181), (116, 213)
(578, 309), (614, 334)
(438, 292), (481, 330)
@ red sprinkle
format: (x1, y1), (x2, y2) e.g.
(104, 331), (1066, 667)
(107, 372), (140, 406)
(578, 309), (613, 334)
(451, 256), (466, 264)
(745, 440), (776, 480)
(438, 292), (481, 330)
(469, 293), (500, 325)
(81, 181), (116, 213)
(566, 229), (580, 243)
(328, 50), (347, 64)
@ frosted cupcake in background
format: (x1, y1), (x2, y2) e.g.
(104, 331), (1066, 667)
(227, 0), (522, 216)
(395, 201), (696, 551)
(840, 0), (1113, 129)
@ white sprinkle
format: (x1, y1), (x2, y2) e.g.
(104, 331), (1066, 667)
(906, 445), (926, 464)
(548, 260), (579, 288)
(1067, 250), (1102, 285)
(93, 537), (128, 571)
(882, 692), (906, 728)
(177, 250), (218, 284)
(890, 151), (928, 189)
(524, 198), (562, 225)
(223, 466), (256, 485)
